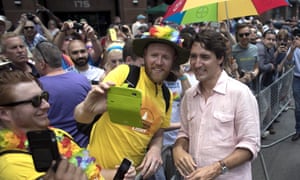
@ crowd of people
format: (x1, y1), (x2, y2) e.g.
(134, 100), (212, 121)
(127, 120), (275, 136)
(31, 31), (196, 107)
(0, 5), (299, 180)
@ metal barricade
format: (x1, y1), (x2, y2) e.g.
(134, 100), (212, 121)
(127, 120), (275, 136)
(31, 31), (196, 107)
(256, 66), (294, 180)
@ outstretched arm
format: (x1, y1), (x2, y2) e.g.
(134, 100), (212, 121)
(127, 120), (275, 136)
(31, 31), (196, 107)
(74, 81), (115, 123)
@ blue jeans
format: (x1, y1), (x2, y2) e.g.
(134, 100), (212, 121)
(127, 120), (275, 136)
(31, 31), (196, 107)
(293, 76), (300, 132)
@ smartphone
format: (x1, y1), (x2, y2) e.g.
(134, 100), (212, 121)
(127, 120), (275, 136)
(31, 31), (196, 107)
(107, 86), (143, 128)
(113, 158), (132, 180)
(109, 28), (117, 41)
(27, 129), (61, 172)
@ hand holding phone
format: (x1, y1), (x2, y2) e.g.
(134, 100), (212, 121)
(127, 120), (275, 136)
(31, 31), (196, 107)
(27, 129), (61, 172)
(107, 86), (143, 128)
(113, 158), (132, 180)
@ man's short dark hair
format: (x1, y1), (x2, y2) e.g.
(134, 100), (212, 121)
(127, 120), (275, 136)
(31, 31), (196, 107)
(192, 29), (226, 60)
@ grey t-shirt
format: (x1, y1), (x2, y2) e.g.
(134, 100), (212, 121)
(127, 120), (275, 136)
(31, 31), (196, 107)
(232, 43), (258, 71)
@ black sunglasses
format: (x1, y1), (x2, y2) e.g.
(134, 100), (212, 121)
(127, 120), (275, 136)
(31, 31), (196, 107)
(238, 32), (250, 38)
(0, 91), (49, 107)
(24, 26), (34, 30)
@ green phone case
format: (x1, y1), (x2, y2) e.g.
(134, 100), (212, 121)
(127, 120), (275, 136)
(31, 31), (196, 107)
(107, 86), (143, 128)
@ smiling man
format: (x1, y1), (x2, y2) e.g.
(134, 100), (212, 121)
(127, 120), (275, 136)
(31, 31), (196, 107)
(74, 25), (190, 179)
(0, 61), (102, 180)
(172, 29), (260, 180)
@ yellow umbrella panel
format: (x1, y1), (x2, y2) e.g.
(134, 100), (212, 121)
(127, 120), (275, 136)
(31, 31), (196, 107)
(219, 0), (261, 21)
(182, 0), (227, 11)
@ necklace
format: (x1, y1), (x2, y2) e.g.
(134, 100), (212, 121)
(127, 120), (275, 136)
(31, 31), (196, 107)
(0, 128), (101, 180)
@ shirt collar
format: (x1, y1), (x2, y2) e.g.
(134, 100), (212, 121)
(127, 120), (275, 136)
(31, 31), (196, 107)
(192, 70), (228, 97)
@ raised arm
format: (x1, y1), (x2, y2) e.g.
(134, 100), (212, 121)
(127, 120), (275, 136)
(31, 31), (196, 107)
(74, 81), (115, 123)
(34, 15), (53, 42)
(83, 23), (103, 64)
(13, 13), (27, 35)
(52, 21), (73, 49)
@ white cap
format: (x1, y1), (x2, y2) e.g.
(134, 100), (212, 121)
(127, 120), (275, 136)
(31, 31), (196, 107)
(0, 15), (12, 31)
(262, 25), (270, 33)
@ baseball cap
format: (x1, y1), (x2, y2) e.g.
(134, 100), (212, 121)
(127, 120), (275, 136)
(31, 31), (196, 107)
(137, 14), (146, 20)
(0, 15), (12, 31)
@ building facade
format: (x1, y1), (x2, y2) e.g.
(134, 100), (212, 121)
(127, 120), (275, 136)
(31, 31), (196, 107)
(1, 0), (148, 36)
(0, 0), (299, 36)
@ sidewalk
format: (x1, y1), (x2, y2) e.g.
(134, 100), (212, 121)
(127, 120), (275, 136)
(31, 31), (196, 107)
(252, 108), (300, 180)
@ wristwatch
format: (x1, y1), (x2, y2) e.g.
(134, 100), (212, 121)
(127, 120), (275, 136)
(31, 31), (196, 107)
(218, 160), (228, 174)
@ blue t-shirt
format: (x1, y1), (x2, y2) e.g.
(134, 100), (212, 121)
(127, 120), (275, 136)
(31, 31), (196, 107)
(39, 72), (91, 147)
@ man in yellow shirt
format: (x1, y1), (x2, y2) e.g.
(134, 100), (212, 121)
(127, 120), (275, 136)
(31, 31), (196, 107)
(0, 58), (135, 179)
(75, 25), (190, 179)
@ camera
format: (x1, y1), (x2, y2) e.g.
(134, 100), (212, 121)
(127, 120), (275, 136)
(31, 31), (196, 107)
(26, 13), (35, 21)
(121, 25), (129, 33)
(280, 42), (287, 47)
(73, 22), (84, 30)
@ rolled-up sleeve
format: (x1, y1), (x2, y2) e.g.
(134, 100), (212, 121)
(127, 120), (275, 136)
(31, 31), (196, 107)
(234, 87), (261, 160)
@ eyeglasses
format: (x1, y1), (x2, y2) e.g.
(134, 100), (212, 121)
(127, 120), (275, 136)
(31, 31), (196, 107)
(86, 45), (93, 49)
(24, 26), (34, 30)
(0, 91), (49, 107)
(278, 38), (288, 42)
(238, 32), (250, 38)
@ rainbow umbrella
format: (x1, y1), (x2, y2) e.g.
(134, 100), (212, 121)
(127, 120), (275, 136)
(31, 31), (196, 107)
(163, 0), (289, 25)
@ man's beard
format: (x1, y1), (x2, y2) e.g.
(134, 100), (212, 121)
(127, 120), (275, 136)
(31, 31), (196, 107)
(73, 58), (88, 67)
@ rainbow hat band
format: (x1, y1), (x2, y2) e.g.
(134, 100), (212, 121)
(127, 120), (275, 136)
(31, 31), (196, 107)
(133, 25), (190, 66)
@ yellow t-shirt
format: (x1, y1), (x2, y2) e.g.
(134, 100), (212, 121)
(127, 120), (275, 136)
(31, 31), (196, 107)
(88, 64), (172, 168)
(0, 151), (44, 180)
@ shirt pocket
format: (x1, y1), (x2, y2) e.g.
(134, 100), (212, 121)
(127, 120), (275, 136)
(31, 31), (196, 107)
(213, 111), (235, 141)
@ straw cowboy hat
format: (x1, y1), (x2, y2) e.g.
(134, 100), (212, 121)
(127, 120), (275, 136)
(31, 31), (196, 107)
(0, 15), (12, 31)
(133, 25), (190, 66)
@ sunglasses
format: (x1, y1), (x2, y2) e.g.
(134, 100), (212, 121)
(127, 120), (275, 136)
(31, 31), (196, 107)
(238, 32), (250, 38)
(0, 91), (49, 107)
(0, 61), (14, 71)
(86, 45), (93, 49)
(24, 26), (34, 30)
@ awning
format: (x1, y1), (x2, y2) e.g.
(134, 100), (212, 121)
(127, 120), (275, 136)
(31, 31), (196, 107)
(146, 3), (168, 15)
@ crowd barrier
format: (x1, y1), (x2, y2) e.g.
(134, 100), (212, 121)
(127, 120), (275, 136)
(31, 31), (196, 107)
(256, 66), (294, 133)
(255, 66), (295, 180)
